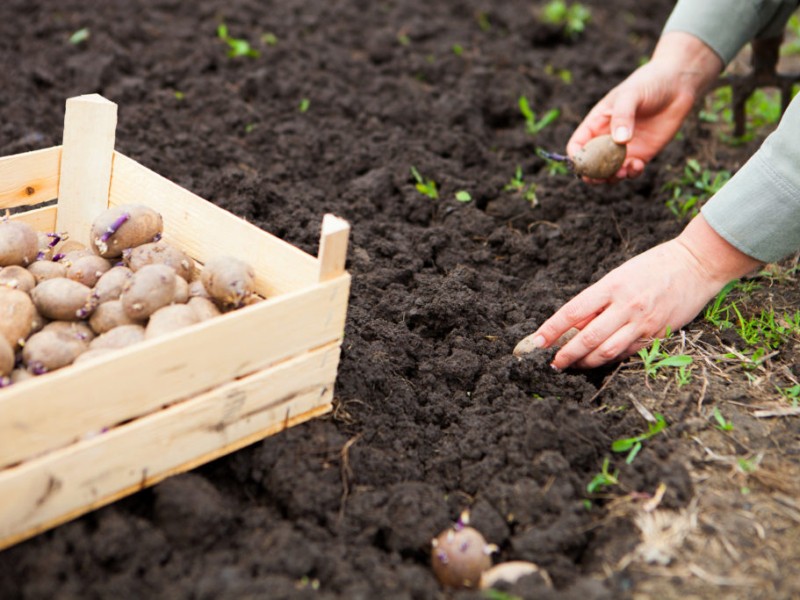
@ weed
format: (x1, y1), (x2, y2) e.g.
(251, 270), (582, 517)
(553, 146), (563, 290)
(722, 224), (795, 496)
(637, 334), (693, 381)
(503, 166), (538, 205)
(541, 0), (591, 38)
(712, 407), (734, 431)
(455, 190), (472, 203)
(662, 158), (731, 219)
(410, 166), (439, 199)
(299, 98), (310, 113)
(586, 457), (620, 494)
(69, 28), (90, 45)
(544, 64), (573, 84)
(396, 31), (411, 46)
(612, 412), (668, 464)
(452, 43), (464, 56)
(777, 384), (800, 407)
(217, 24), (260, 58)
(483, 589), (522, 600)
(476, 12), (491, 32)
(518, 96), (560, 136)
(173, 91), (186, 101)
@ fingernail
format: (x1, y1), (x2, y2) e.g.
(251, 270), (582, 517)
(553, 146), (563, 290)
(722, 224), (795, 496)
(530, 335), (545, 349)
(613, 126), (630, 143)
(550, 363), (562, 373)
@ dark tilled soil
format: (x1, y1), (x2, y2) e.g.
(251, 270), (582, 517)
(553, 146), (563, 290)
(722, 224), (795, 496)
(1, 1), (797, 599)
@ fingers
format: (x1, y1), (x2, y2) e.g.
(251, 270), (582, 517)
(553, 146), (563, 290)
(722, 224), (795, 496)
(566, 107), (612, 157)
(609, 92), (638, 144)
(550, 308), (629, 370)
(571, 323), (644, 369)
(533, 290), (610, 353)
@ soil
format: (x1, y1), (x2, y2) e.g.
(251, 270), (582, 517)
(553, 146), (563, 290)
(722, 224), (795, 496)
(1, 1), (799, 599)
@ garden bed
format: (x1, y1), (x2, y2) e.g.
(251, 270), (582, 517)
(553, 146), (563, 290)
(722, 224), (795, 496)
(0, 0), (798, 598)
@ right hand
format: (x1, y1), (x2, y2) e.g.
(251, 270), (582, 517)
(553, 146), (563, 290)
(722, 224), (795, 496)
(568, 32), (724, 181)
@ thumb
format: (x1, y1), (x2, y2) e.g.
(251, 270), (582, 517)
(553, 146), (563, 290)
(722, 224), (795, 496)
(609, 94), (638, 144)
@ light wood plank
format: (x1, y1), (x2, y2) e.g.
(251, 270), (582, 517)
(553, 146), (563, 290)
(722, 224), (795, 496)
(108, 152), (319, 296)
(0, 146), (61, 210)
(8, 205), (57, 233)
(318, 214), (350, 282)
(0, 342), (340, 550)
(0, 274), (350, 469)
(56, 95), (117, 245)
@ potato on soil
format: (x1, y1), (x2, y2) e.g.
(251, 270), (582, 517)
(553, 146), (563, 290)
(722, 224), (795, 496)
(125, 240), (195, 282)
(66, 254), (113, 287)
(201, 255), (256, 308)
(0, 286), (36, 348)
(0, 220), (39, 266)
(91, 204), (163, 258)
(89, 300), (142, 335)
(121, 264), (177, 319)
(0, 336), (14, 377)
(145, 304), (200, 339)
(91, 266), (134, 305)
(0, 265), (36, 293)
(27, 260), (67, 283)
(571, 134), (626, 180)
(90, 324), (146, 350)
(431, 515), (496, 589)
(23, 329), (89, 373)
(31, 277), (93, 321)
(41, 320), (96, 343)
(188, 296), (221, 321)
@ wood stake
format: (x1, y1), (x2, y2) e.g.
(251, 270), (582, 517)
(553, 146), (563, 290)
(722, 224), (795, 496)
(318, 214), (350, 282)
(56, 94), (117, 244)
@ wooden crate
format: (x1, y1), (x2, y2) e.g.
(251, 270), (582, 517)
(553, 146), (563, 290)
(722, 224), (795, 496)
(0, 94), (351, 551)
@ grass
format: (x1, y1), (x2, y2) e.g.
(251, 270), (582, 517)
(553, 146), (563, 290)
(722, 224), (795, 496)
(586, 457), (620, 494)
(662, 158), (731, 219)
(612, 412), (668, 464)
(712, 407), (735, 431)
(503, 166), (538, 205)
(518, 96), (560, 136)
(637, 332), (693, 384)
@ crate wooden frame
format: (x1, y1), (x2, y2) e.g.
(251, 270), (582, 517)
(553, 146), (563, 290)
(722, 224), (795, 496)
(0, 94), (351, 551)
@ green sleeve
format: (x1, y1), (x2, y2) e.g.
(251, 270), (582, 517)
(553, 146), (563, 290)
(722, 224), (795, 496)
(701, 93), (800, 263)
(663, 0), (800, 64)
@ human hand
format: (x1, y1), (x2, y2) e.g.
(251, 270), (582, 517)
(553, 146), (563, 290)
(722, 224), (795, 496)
(516, 215), (761, 370)
(567, 32), (723, 181)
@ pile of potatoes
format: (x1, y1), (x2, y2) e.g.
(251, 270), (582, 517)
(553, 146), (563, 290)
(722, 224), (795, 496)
(0, 204), (257, 385)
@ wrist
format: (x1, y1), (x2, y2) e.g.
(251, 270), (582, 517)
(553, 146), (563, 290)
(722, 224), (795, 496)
(651, 32), (724, 99)
(676, 214), (762, 285)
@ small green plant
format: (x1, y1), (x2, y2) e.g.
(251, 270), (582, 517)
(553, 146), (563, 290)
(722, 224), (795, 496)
(217, 23), (260, 58)
(612, 413), (668, 464)
(475, 11), (491, 32)
(662, 158), (731, 219)
(410, 166), (439, 199)
(455, 190), (472, 203)
(777, 383), (800, 407)
(397, 32), (411, 46)
(518, 96), (560, 136)
(712, 407), (734, 431)
(544, 64), (573, 84)
(637, 334), (693, 380)
(483, 589), (523, 600)
(452, 43), (464, 56)
(69, 28), (90, 45)
(586, 457), (619, 494)
(261, 32), (278, 46)
(299, 98), (310, 113)
(541, 0), (591, 38)
(173, 90), (186, 101)
(503, 166), (538, 205)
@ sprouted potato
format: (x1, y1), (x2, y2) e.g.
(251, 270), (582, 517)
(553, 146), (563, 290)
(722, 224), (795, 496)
(0, 220), (39, 266)
(541, 134), (627, 180)
(430, 511), (497, 589)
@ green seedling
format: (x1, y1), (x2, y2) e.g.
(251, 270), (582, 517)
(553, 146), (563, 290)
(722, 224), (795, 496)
(483, 590), (522, 600)
(397, 32), (411, 46)
(261, 32), (278, 46)
(663, 158), (731, 219)
(455, 190), (472, 203)
(410, 166), (439, 199)
(777, 383), (800, 407)
(69, 28), (90, 45)
(299, 98), (310, 113)
(518, 96), (560, 136)
(544, 64), (573, 84)
(586, 457), (619, 494)
(476, 11), (491, 32)
(541, 0), (591, 38)
(637, 335), (693, 381)
(503, 166), (538, 205)
(173, 91), (185, 101)
(452, 43), (464, 56)
(712, 407), (734, 431)
(217, 24), (260, 58)
(612, 413), (668, 464)
(537, 149), (571, 176)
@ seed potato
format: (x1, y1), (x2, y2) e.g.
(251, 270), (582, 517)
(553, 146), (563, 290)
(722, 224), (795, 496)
(31, 277), (93, 321)
(125, 240), (195, 282)
(92, 266), (134, 305)
(90, 324), (146, 350)
(91, 204), (163, 258)
(0, 220), (39, 266)
(66, 254), (113, 287)
(121, 264), (177, 320)
(0, 265), (37, 293)
(201, 255), (256, 308)
(23, 329), (89, 373)
(0, 336), (14, 377)
(0, 286), (36, 348)
(145, 304), (200, 339)
(571, 134), (627, 180)
(89, 300), (142, 334)
(27, 260), (67, 283)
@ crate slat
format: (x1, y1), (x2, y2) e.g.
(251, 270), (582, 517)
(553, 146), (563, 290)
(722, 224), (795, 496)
(318, 214), (350, 282)
(0, 342), (340, 551)
(9, 204), (57, 232)
(108, 152), (319, 297)
(0, 274), (350, 469)
(0, 146), (60, 209)
(56, 94), (117, 244)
